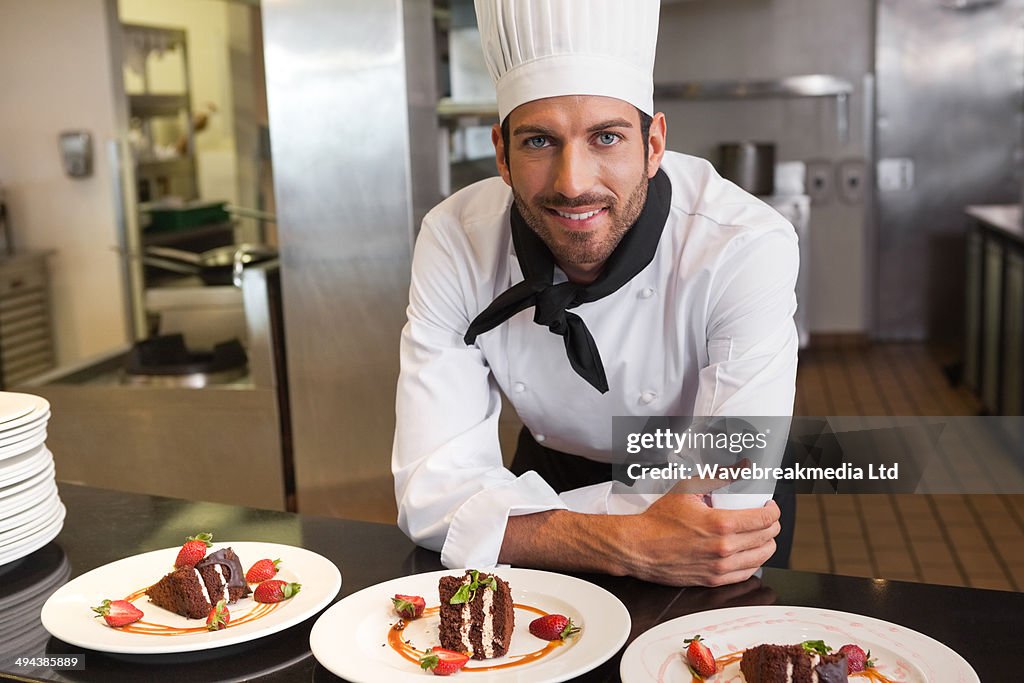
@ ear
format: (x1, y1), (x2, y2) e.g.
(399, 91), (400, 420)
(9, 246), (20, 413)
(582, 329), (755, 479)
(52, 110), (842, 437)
(646, 112), (668, 179)
(492, 123), (512, 187)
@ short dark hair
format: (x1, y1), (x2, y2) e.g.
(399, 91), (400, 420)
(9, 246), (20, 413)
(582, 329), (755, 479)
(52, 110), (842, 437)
(500, 107), (653, 168)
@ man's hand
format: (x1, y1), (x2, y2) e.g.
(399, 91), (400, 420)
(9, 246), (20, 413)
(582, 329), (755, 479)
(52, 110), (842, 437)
(499, 487), (780, 588)
(622, 492), (780, 586)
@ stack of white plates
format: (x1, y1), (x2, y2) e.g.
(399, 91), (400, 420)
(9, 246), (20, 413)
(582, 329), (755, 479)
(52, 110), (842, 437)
(0, 392), (65, 566)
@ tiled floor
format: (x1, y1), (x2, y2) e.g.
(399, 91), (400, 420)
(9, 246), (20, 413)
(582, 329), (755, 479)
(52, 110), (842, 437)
(790, 343), (1024, 591)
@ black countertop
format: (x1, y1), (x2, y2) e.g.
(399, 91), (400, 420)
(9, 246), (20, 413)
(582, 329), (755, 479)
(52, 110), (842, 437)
(1, 483), (1018, 682)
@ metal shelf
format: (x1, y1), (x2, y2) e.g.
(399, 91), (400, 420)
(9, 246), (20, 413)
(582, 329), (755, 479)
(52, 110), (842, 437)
(654, 74), (853, 101)
(437, 74), (856, 141)
(129, 94), (189, 118)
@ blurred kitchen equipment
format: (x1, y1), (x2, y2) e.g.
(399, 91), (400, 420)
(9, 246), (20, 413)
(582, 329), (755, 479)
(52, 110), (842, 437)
(143, 199), (230, 233)
(718, 142), (775, 196)
(763, 187), (812, 349)
(142, 244), (277, 286)
(0, 184), (12, 257)
(122, 333), (247, 388)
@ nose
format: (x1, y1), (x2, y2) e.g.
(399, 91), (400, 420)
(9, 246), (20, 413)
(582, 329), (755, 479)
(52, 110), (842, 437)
(551, 141), (597, 200)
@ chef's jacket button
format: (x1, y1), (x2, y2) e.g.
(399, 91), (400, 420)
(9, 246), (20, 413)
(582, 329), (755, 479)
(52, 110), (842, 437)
(534, 433), (546, 443)
(513, 382), (526, 393)
(639, 391), (658, 405)
(640, 287), (655, 299)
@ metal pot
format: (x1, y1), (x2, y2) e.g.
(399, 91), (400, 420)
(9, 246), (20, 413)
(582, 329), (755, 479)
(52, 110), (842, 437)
(718, 142), (776, 196)
(143, 244), (278, 286)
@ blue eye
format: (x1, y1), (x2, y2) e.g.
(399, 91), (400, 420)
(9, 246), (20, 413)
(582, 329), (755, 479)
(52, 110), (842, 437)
(524, 136), (549, 149)
(596, 132), (619, 146)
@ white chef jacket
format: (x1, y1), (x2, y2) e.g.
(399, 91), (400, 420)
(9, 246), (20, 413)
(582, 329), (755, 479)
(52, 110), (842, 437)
(393, 150), (798, 569)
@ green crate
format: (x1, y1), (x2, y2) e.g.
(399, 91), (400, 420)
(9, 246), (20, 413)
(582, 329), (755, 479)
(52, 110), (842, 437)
(144, 201), (230, 232)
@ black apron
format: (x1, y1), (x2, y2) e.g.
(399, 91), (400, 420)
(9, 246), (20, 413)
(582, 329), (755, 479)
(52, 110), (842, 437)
(509, 427), (795, 569)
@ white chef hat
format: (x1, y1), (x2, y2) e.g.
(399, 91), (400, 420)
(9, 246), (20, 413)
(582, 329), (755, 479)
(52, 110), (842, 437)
(474, 0), (661, 122)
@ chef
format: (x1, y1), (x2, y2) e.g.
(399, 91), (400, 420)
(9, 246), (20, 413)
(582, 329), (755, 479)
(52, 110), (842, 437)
(393, 0), (798, 587)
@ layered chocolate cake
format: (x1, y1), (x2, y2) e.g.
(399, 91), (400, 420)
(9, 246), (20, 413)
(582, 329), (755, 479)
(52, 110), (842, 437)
(438, 570), (514, 660)
(146, 548), (251, 619)
(740, 644), (848, 683)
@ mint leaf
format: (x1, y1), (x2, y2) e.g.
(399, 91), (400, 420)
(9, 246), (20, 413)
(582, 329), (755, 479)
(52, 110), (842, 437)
(449, 584), (471, 605)
(801, 640), (832, 656)
(449, 570), (497, 605)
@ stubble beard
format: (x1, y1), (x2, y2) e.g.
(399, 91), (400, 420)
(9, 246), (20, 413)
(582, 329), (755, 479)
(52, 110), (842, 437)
(511, 171), (649, 269)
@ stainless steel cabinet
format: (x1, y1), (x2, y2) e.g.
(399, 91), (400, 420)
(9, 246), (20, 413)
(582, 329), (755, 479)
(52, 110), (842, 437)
(964, 206), (1024, 416)
(0, 254), (56, 388)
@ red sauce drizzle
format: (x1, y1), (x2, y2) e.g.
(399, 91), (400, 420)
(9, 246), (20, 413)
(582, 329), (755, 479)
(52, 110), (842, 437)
(388, 602), (570, 673)
(115, 585), (282, 636)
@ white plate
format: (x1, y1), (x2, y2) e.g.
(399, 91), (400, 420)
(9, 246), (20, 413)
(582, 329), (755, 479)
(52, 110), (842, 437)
(0, 489), (59, 532)
(0, 500), (64, 548)
(0, 392), (47, 425)
(0, 460), (55, 500)
(310, 567), (630, 683)
(0, 409), (50, 438)
(619, 605), (980, 683)
(0, 505), (64, 566)
(0, 477), (57, 518)
(0, 428), (47, 462)
(0, 418), (48, 447)
(0, 443), (51, 488)
(40, 541), (342, 654)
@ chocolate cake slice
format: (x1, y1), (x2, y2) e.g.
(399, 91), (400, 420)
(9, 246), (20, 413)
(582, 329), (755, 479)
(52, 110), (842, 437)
(146, 547), (250, 619)
(740, 644), (848, 683)
(196, 548), (251, 603)
(145, 567), (213, 619)
(438, 570), (514, 660)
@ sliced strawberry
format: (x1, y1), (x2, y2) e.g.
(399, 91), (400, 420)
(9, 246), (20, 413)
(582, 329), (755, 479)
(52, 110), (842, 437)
(206, 599), (230, 631)
(392, 594), (425, 619)
(245, 558), (281, 583)
(174, 532), (213, 569)
(528, 614), (580, 641)
(253, 580), (301, 604)
(684, 634), (717, 679)
(838, 643), (874, 673)
(419, 648), (470, 676)
(91, 599), (143, 628)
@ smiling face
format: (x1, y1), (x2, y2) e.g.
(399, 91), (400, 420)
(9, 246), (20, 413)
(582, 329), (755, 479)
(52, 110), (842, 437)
(493, 95), (667, 283)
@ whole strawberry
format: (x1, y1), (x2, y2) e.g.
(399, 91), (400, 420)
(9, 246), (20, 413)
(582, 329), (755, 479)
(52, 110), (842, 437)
(392, 593), (425, 619)
(684, 634), (716, 679)
(838, 643), (874, 674)
(174, 532), (213, 569)
(206, 599), (230, 631)
(91, 599), (143, 628)
(528, 614), (580, 641)
(245, 558), (281, 583)
(419, 648), (470, 676)
(253, 580), (301, 604)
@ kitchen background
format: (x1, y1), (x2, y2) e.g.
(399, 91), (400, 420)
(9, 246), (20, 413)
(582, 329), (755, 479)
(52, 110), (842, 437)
(0, 0), (1021, 591)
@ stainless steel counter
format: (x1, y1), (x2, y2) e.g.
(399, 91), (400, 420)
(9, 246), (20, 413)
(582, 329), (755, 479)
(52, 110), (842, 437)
(966, 204), (1024, 243)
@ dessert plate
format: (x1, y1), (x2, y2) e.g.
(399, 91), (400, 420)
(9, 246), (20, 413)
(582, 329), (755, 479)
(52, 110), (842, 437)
(619, 605), (980, 683)
(310, 567), (630, 683)
(39, 541), (342, 654)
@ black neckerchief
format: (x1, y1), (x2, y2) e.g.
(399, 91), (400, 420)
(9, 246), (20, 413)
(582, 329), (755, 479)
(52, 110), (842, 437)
(464, 168), (672, 393)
